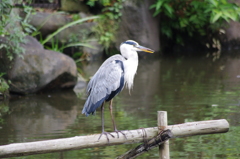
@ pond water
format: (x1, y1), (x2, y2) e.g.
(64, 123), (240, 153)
(0, 51), (240, 159)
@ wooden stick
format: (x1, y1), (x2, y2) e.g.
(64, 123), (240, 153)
(158, 111), (170, 159)
(0, 119), (229, 158)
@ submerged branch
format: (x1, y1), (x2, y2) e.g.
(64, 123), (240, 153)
(116, 129), (173, 159)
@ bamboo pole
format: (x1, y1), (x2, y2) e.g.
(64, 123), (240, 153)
(158, 111), (170, 159)
(0, 119), (229, 158)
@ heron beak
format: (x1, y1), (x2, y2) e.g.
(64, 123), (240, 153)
(136, 45), (154, 53)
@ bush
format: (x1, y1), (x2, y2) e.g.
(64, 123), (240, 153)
(86, 0), (125, 53)
(150, 0), (240, 45)
(0, 1), (36, 60)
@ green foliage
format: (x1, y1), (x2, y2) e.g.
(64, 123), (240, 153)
(87, 0), (125, 53)
(0, 73), (9, 99)
(0, 74), (8, 92)
(40, 16), (98, 56)
(44, 38), (62, 52)
(150, 0), (240, 44)
(45, 39), (96, 53)
(21, 5), (37, 35)
(0, 1), (30, 60)
(0, 101), (10, 124)
(86, 0), (110, 7)
(0, 1), (37, 60)
(92, 16), (118, 51)
(102, 1), (123, 20)
(0, 76), (10, 122)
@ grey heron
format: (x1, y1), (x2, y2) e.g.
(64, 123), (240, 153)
(82, 40), (154, 142)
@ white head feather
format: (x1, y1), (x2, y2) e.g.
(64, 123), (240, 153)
(120, 40), (139, 90)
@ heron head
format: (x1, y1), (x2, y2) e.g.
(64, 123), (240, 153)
(120, 40), (154, 56)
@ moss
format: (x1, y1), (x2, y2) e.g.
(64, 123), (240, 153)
(0, 78), (10, 99)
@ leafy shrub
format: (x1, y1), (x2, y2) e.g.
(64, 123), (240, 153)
(87, 0), (125, 53)
(150, 0), (240, 44)
(0, 1), (37, 60)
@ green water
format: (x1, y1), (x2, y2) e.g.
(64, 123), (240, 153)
(0, 52), (240, 158)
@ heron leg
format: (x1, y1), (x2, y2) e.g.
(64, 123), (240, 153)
(98, 102), (114, 142)
(109, 99), (127, 139)
(109, 100), (117, 131)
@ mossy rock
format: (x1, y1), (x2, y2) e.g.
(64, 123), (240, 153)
(0, 78), (9, 99)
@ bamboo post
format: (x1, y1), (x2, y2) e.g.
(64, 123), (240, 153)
(158, 111), (170, 159)
(0, 119), (229, 158)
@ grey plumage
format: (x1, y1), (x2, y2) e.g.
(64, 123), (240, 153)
(82, 55), (126, 116)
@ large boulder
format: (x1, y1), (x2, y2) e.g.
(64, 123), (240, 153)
(25, 11), (95, 43)
(53, 19), (94, 44)
(220, 20), (240, 50)
(82, 40), (104, 60)
(24, 11), (101, 59)
(116, 0), (160, 52)
(0, 36), (78, 94)
(24, 12), (71, 38)
(24, 11), (93, 40)
(211, 0), (240, 50)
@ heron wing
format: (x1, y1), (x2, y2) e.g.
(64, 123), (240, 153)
(82, 55), (125, 116)
(86, 55), (125, 93)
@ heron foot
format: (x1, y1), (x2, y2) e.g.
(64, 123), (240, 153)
(98, 131), (115, 143)
(114, 129), (127, 139)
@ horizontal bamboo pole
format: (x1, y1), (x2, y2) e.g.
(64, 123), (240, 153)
(0, 119), (229, 158)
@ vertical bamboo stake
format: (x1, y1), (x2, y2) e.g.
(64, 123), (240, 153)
(158, 111), (170, 159)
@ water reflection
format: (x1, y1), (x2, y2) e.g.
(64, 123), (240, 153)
(0, 91), (81, 145)
(0, 51), (240, 158)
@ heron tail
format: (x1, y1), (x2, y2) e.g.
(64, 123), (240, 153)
(82, 96), (105, 117)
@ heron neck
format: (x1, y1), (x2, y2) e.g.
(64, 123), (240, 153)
(123, 53), (138, 90)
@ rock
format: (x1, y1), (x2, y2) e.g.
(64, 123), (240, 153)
(24, 35), (44, 49)
(25, 12), (71, 37)
(25, 11), (99, 58)
(220, 20), (240, 50)
(116, 0), (160, 52)
(24, 11), (93, 40)
(53, 21), (94, 44)
(73, 74), (87, 97)
(83, 40), (104, 60)
(0, 36), (15, 75)
(5, 8), (23, 34)
(20, 9), (102, 60)
(0, 36), (77, 94)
